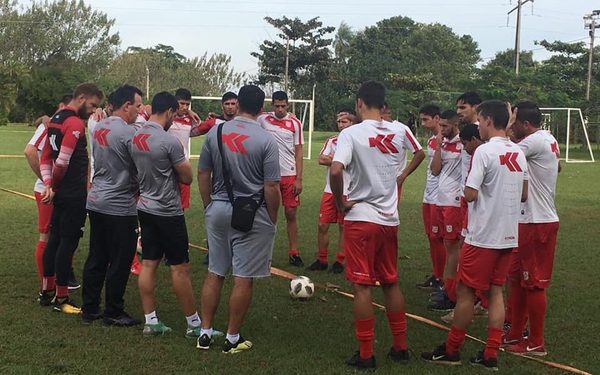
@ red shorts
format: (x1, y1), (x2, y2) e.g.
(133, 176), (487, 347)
(508, 248), (520, 278)
(515, 222), (559, 289)
(422, 203), (440, 239)
(280, 175), (300, 208)
(179, 183), (190, 209)
(458, 244), (512, 291)
(343, 221), (398, 286)
(437, 206), (462, 240)
(460, 197), (468, 237)
(319, 192), (344, 224)
(34, 191), (53, 234)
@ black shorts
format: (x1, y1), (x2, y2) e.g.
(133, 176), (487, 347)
(50, 196), (87, 238)
(138, 210), (189, 266)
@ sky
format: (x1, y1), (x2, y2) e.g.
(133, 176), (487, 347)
(45, 0), (598, 75)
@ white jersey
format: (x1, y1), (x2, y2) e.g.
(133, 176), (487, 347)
(87, 115), (100, 182)
(258, 112), (303, 177)
(321, 136), (349, 194)
(461, 121), (479, 197)
(465, 137), (527, 249)
(333, 119), (407, 226)
(391, 120), (422, 172)
(28, 124), (47, 193)
(436, 134), (463, 207)
(168, 114), (195, 159)
(517, 130), (560, 223)
(423, 135), (440, 204)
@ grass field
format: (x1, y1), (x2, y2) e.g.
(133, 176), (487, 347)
(0, 123), (598, 375)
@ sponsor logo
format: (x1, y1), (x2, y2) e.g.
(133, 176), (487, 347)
(432, 355), (445, 361)
(222, 132), (249, 154)
(93, 128), (110, 147)
(368, 134), (398, 154)
(72, 130), (81, 139)
(499, 152), (523, 172)
(133, 133), (151, 152)
(550, 142), (560, 158)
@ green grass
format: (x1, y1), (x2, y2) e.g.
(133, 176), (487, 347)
(0, 123), (598, 374)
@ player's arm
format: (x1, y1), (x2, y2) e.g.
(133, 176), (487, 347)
(24, 144), (43, 180)
(557, 161), (562, 173)
(51, 119), (85, 190)
(264, 181), (281, 224)
(521, 180), (528, 202)
(191, 117), (217, 137)
(398, 149), (425, 186)
(430, 133), (443, 176)
(34, 115), (50, 128)
(197, 167), (212, 208)
(318, 139), (334, 166)
(464, 186), (478, 202)
(293, 144), (303, 196)
(174, 160), (193, 185)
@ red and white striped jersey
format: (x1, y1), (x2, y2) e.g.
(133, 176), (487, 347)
(423, 135), (440, 204)
(437, 134), (463, 207)
(28, 124), (47, 193)
(257, 112), (303, 177)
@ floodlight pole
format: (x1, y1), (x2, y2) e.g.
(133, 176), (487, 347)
(508, 0), (533, 76)
(584, 11), (600, 101)
(284, 37), (290, 93)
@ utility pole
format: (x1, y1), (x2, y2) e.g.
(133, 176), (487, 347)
(145, 65), (150, 101)
(584, 10), (600, 101)
(284, 36), (290, 93)
(507, 0), (533, 76)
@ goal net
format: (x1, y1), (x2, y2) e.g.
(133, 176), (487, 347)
(189, 96), (315, 160)
(540, 108), (595, 163)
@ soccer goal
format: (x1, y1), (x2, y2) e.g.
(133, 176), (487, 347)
(190, 96), (315, 160)
(539, 108), (595, 163)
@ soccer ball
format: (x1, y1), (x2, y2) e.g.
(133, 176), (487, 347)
(289, 276), (314, 299)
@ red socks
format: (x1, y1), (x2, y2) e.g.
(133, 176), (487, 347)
(484, 327), (503, 359)
(386, 311), (407, 351)
(317, 248), (328, 264)
(288, 249), (299, 257)
(56, 285), (69, 299)
(446, 325), (466, 355)
(445, 277), (457, 303)
(430, 237), (446, 280)
(35, 240), (47, 283)
(335, 251), (345, 264)
(355, 317), (375, 359)
(527, 289), (547, 347)
(507, 279), (528, 341)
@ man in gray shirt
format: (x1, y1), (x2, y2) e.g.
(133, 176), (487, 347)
(131, 91), (203, 338)
(83, 85), (143, 326)
(197, 85), (281, 353)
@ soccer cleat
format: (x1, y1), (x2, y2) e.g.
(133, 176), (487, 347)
(185, 326), (201, 338)
(306, 259), (328, 271)
(429, 287), (446, 304)
(143, 322), (172, 336)
(388, 347), (410, 364)
(222, 336), (253, 354)
(502, 321), (511, 336)
(103, 312), (141, 327)
(52, 297), (82, 314)
(428, 294), (455, 312)
(441, 309), (454, 324)
(421, 344), (461, 366)
(505, 340), (547, 356)
(196, 334), (213, 350)
(345, 351), (376, 371)
(68, 273), (81, 290)
(330, 261), (344, 274)
(470, 351), (498, 371)
(38, 291), (55, 306)
(416, 275), (439, 290)
(81, 311), (103, 324)
(288, 255), (304, 267)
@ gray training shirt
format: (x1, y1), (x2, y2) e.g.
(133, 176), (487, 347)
(131, 121), (187, 216)
(87, 116), (138, 216)
(199, 116), (280, 202)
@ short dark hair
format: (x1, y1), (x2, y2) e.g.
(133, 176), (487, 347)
(440, 109), (459, 121)
(73, 83), (104, 101)
(477, 100), (509, 129)
(337, 108), (355, 116)
(459, 123), (481, 141)
(272, 91), (288, 102)
(419, 104), (441, 117)
(222, 91), (238, 102)
(515, 101), (542, 128)
(109, 85), (143, 109)
(175, 88), (192, 101)
(151, 92), (178, 114)
(60, 94), (73, 106)
(357, 80), (386, 109)
(456, 91), (482, 106)
(238, 85), (265, 116)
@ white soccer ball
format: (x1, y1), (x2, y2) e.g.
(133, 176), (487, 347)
(289, 276), (314, 299)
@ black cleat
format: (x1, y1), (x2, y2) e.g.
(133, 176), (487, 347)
(38, 291), (55, 306)
(388, 347), (410, 363)
(196, 333), (213, 350)
(428, 294), (455, 312)
(222, 335), (253, 354)
(82, 311), (103, 324)
(103, 312), (141, 327)
(346, 351), (376, 371)
(330, 261), (344, 274)
(416, 275), (442, 290)
(470, 351), (498, 371)
(306, 259), (328, 271)
(421, 343), (461, 366)
(288, 255), (304, 267)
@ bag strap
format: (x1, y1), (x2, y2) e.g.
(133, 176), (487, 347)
(216, 122), (235, 204)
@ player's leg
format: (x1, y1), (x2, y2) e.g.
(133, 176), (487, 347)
(281, 176), (302, 266)
(310, 192), (335, 270)
(40, 204), (62, 305)
(82, 211), (110, 321)
(418, 203), (444, 289)
(332, 222), (345, 273)
(34, 192), (52, 290)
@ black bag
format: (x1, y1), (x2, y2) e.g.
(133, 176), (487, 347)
(217, 123), (263, 232)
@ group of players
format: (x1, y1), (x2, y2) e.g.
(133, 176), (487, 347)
(25, 80), (560, 369)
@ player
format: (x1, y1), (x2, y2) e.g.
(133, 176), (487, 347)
(258, 91), (304, 267)
(82, 85), (143, 326)
(131, 91), (203, 337)
(422, 100), (528, 370)
(504, 101), (560, 356)
(331, 81), (410, 371)
(415, 104), (446, 290)
(195, 91), (238, 135)
(306, 110), (354, 273)
(428, 110), (463, 312)
(38, 83), (103, 313)
(197, 85), (280, 353)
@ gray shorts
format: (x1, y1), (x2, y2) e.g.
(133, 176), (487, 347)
(204, 200), (276, 278)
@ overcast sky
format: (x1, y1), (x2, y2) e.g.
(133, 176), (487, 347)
(64, 0), (596, 75)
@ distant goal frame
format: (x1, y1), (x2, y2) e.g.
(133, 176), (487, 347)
(540, 107), (595, 163)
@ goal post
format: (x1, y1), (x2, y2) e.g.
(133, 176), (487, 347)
(189, 96), (315, 160)
(540, 107), (595, 163)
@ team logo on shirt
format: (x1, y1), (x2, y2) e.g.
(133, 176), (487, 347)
(499, 152), (522, 172)
(93, 128), (111, 147)
(222, 132), (249, 155)
(550, 142), (560, 158)
(72, 130), (81, 139)
(368, 134), (398, 154)
(133, 133), (151, 152)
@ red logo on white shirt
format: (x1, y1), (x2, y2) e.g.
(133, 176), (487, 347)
(368, 134), (398, 154)
(499, 152), (522, 172)
(550, 142), (560, 158)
